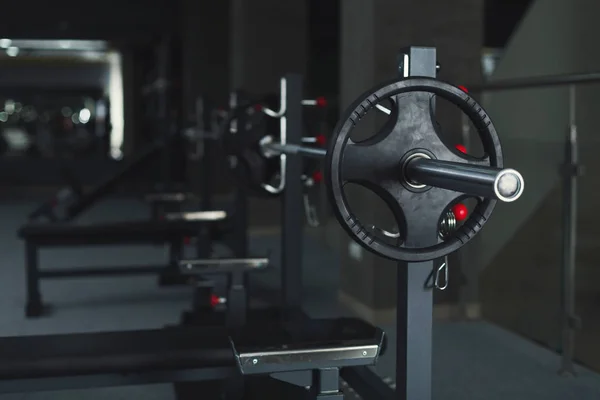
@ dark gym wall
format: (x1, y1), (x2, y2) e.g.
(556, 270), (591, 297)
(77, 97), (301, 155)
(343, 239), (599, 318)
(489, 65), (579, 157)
(180, 0), (230, 109)
(485, 0), (535, 48)
(179, 0), (231, 194)
(337, 0), (484, 323)
(308, 0), (339, 98)
(230, 0), (308, 93)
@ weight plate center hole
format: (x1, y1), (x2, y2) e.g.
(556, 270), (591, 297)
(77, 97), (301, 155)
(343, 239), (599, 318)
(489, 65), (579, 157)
(402, 152), (432, 189)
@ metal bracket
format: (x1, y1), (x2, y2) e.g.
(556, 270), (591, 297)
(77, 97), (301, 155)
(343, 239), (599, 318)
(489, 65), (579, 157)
(261, 78), (288, 194)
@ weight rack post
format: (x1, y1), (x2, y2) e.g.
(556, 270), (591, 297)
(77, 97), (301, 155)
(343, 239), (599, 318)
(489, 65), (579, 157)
(559, 84), (580, 376)
(231, 92), (250, 258)
(156, 36), (174, 190)
(197, 96), (214, 258)
(199, 96), (214, 212)
(396, 47), (437, 400)
(232, 156), (250, 258)
(281, 74), (304, 310)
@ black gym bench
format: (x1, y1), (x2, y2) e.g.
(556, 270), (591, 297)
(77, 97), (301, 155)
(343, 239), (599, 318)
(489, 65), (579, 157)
(18, 211), (228, 318)
(0, 326), (233, 394)
(0, 317), (384, 398)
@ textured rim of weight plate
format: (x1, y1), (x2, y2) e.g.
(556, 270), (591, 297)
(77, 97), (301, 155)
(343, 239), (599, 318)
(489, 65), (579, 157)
(325, 77), (503, 262)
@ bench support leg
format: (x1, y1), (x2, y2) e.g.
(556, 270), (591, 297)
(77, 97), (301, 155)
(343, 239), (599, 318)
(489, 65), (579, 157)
(311, 368), (343, 400)
(226, 271), (247, 329)
(158, 239), (188, 286)
(25, 241), (44, 317)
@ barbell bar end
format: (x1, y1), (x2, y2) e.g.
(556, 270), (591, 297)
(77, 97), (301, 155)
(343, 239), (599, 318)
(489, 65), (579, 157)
(494, 168), (525, 203)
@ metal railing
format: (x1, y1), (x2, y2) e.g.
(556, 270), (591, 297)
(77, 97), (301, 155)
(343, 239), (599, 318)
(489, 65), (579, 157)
(467, 71), (600, 376)
(467, 71), (600, 92)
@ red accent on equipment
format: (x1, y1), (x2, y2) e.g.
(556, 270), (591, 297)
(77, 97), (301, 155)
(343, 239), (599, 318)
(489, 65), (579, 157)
(458, 85), (469, 93)
(210, 295), (220, 308)
(312, 171), (323, 184)
(452, 203), (468, 222)
(316, 96), (327, 108)
(315, 134), (326, 146)
(184, 237), (191, 245)
(455, 144), (467, 154)
(254, 103), (263, 111)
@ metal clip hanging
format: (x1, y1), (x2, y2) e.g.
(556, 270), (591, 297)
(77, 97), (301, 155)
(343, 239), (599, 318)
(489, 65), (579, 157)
(435, 256), (449, 291)
(303, 193), (320, 227)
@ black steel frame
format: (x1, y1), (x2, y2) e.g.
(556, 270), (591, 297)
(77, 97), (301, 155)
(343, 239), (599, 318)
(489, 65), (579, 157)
(154, 36), (177, 191)
(395, 46), (436, 400)
(197, 96), (217, 258)
(337, 47), (438, 400)
(229, 91), (250, 259)
(181, 92), (251, 328)
(281, 73), (305, 310)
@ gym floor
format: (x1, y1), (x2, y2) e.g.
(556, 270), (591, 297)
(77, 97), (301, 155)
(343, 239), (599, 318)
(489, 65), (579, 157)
(0, 198), (599, 399)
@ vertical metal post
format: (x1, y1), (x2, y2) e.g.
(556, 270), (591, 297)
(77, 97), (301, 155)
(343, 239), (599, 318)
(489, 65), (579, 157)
(25, 241), (42, 317)
(281, 74), (304, 309)
(559, 84), (580, 376)
(156, 37), (170, 121)
(395, 47), (436, 400)
(230, 91), (249, 258)
(157, 37), (173, 189)
(198, 96), (213, 211)
(233, 172), (249, 258)
(196, 96), (213, 258)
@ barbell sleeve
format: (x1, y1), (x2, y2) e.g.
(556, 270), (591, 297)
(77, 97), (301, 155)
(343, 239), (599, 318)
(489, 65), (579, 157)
(405, 157), (524, 202)
(261, 142), (327, 159)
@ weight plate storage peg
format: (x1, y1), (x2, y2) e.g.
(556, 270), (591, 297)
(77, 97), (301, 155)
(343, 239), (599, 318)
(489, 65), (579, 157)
(325, 77), (524, 262)
(220, 104), (281, 196)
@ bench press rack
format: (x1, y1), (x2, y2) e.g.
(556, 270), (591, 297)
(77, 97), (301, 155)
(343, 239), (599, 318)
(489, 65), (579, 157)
(2, 45), (527, 399)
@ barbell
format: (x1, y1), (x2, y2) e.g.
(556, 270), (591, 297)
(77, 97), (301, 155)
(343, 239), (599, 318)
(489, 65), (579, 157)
(222, 77), (525, 262)
(259, 138), (522, 202)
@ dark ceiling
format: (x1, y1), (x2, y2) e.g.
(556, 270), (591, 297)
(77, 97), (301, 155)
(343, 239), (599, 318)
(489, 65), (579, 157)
(0, 0), (533, 50)
(0, 0), (175, 44)
(309, 0), (534, 49)
(0, 0), (532, 58)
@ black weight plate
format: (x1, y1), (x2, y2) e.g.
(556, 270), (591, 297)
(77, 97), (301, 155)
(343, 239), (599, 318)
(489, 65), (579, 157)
(325, 77), (502, 262)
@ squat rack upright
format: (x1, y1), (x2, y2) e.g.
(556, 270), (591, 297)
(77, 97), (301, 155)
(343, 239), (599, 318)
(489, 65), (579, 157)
(275, 47), (439, 400)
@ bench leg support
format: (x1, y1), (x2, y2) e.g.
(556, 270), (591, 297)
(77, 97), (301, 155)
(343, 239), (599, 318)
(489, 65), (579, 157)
(24, 241), (45, 317)
(312, 369), (343, 400)
(158, 239), (188, 286)
(226, 271), (247, 328)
